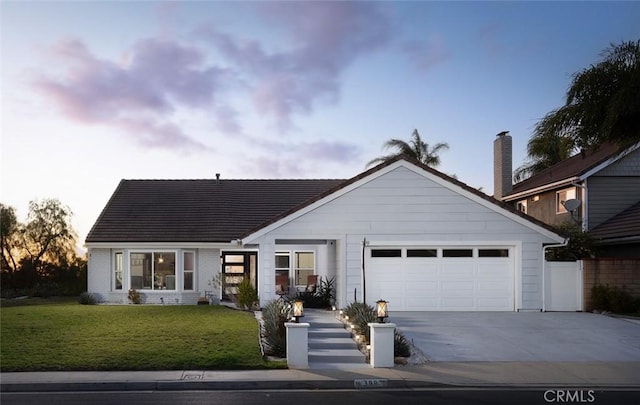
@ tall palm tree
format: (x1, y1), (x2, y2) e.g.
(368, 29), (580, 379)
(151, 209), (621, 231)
(535, 40), (640, 153)
(366, 129), (449, 168)
(513, 132), (575, 182)
(514, 40), (639, 182)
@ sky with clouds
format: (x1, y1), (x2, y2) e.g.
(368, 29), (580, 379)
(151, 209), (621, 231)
(2, 1), (639, 250)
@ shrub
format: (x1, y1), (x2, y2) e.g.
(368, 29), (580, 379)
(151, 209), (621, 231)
(299, 276), (336, 309)
(591, 284), (639, 313)
(235, 279), (259, 310)
(343, 302), (411, 357)
(261, 299), (291, 357)
(78, 292), (97, 305)
(394, 330), (411, 357)
(128, 288), (141, 304)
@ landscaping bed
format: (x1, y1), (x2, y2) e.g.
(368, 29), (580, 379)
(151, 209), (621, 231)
(0, 299), (284, 371)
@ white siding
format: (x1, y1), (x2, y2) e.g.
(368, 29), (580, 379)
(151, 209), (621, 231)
(198, 248), (219, 298)
(87, 248), (111, 302)
(250, 166), (559, 310)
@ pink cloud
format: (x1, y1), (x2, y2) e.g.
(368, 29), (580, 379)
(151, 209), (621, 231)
(196, 1), (390, 130)
(33, 37), (227, 152)
(403, 36), (450, 72)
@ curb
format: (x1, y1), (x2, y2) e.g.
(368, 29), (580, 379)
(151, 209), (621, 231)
(1, 379), (440, 393)
(3, 380), (639, 393)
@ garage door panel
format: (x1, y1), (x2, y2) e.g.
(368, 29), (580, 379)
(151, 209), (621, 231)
(441, 297), (475, 309)
(441, 263), (474, 276)
(477, 279), (511, 292)
(406, 297), (438, 310)
(441, 281), (473, 293)
(406, 281), (438, 294)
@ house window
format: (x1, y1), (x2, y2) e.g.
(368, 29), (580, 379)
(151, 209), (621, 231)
(517, 199), (527, 214)
(442, 249), (473, 258)
(183, 251), (195, 291)
(275, 251), (291, 281)
(294, 252), (315, 286)
(371, 249), (402, 258)
(407, 249), (437, 257)
(479, 249), (510, 258)
(114, 252), (123, 290)
(130, 252), (176, 290)
(556, 187), (576, 214)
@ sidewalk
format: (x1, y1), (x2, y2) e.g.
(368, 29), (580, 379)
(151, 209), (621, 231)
(2, 362), (640, 392)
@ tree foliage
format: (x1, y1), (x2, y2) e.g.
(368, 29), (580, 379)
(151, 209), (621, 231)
(545, 221), (598, 261)
(1, 204), (20, 274)
(367, 129), (449, 168)
(516, 40), (640, 181)
(21, 199), (77, 271)
(1, 199), (84, 297)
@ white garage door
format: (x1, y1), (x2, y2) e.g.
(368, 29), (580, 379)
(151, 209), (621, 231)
(365, 246), (514, 311)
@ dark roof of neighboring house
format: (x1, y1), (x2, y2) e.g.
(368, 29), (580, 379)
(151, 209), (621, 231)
(589, 201), (640, 241)
(87, 156), (561, 244)
(85, 178), (344, 243)
(506, 144), (619, 198)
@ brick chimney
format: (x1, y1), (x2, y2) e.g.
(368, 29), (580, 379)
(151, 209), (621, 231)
(493, 131), (512, 200)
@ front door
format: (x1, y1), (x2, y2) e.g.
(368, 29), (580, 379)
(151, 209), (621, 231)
(221, 252), (257, 301)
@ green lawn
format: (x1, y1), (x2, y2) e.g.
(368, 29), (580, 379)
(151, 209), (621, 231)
(0, 300), (284, 371)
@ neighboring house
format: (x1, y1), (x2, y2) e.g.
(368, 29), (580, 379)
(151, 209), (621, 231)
(86, 156), (564, 311)
(494, 133), (640, 257)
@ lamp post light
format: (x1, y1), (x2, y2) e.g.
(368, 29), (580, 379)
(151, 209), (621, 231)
(376, 299), (388, 323)
(292, 299), (304, 323)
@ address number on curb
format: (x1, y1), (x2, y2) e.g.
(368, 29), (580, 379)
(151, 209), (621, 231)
(354, 379), (388, 388)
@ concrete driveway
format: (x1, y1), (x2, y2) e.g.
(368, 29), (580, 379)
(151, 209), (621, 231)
(391, 312), (640, 361)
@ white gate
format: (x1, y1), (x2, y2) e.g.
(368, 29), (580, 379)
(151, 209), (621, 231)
(544, 261), (582, 311)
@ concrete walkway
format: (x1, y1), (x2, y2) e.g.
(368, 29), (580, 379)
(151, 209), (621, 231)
(305, 309), (368, 369)
(2, 362), (640, 392)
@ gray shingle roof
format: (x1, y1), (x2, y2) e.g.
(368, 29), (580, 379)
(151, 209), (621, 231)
(85, 179), (344, 243)
(589, 201), (640, 241)
(506, 144), (619, 198)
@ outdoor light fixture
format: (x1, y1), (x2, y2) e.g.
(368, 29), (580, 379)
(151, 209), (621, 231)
(158, 254), (164, 264)
(292, 299), (304, 323)
(376, 299), (388, 323)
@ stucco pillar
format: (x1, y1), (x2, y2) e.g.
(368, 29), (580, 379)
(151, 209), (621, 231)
(285, 322), (310, 369)
(368, 323), (396, 368)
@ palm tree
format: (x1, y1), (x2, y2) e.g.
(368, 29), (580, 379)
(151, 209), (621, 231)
(513, 40), (639, 182)
(366, 129), (449, 168)
(513, 132), (575, 182)
(535, 40), (640, 153)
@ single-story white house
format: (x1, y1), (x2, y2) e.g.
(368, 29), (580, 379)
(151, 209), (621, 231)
(86, 156), (564, 311)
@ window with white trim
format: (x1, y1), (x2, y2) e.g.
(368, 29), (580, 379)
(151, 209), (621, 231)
(183, 251), (195, 291)
(517, 199), (527, 214)
(275, 251), (290, 281)
(130, 252), (176, 290)
(294, 252), (315, 287)
(556, 187), (576, 214)
(114, 252), (123, 291)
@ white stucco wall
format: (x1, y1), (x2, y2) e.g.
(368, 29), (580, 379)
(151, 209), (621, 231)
(87, 248), (111, 302)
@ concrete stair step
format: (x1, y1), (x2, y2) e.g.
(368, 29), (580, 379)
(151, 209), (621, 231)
(308, 354), (366, 364)
(309, 342), (358, 350)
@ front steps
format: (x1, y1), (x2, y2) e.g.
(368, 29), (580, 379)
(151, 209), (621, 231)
(304, 309), (368, 369)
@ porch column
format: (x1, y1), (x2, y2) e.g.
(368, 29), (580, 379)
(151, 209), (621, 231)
(285, 322), (310, 369)
(368, 323), (396, 368)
